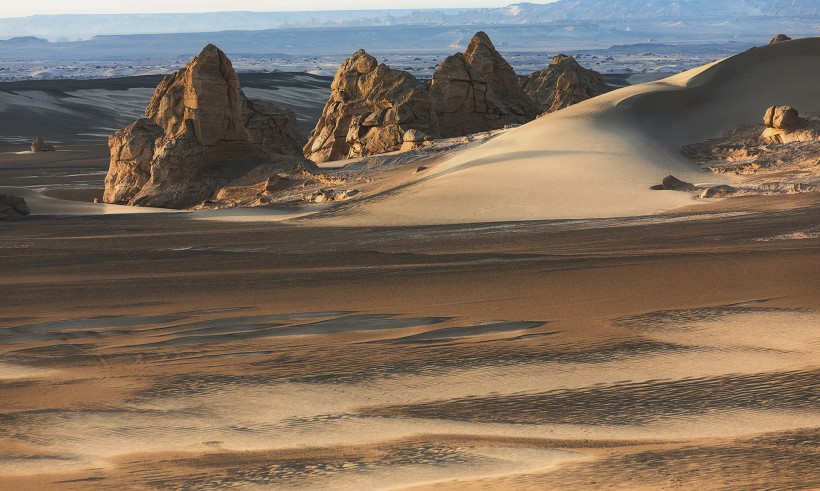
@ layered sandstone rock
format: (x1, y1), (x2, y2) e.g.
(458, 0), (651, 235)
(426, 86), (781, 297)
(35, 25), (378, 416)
(522, 54), (613, 114)
(760, 105), (819, 144)
(104, 44), (305, 208)
(430, 32), (535, 138)
(303, 50), (438, 163)
(0, 194), (30, 220)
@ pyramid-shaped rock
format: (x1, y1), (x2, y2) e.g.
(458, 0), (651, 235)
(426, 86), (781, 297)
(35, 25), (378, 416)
(304, 50), (438, 163)
(522, 54), (612, 114)
(429, 31), (536, 138)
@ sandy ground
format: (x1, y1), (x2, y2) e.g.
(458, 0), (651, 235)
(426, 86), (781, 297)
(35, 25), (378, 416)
(1, 39), (819, 490)
(1, 193), (818, 489)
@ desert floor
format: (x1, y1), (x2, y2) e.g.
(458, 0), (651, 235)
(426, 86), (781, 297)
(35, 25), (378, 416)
(1, 188), (819, 489)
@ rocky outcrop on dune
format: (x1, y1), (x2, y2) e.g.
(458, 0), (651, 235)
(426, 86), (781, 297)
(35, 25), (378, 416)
(0, 194), (30, 220)
(429, 32), (536, 138)
(306, 31), (548, 162)
(769, 34), (792, 44)
(760, 105), (819, 144)
(104, 44), (306, 208)
(681, 106), (820, 196)
(522, 54), (613, 114)
(303, 50), (438, 163)
(30, 136), (54, 152)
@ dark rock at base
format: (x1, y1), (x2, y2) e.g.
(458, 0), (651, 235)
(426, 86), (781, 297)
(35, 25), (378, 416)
(661, 175), (698, 191)
(769, 34), (792, 44)
(0, 194), (30, 220)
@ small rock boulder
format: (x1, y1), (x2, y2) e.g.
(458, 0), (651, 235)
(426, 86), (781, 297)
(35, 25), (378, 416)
(31, 136), (55, 152)
(760, 105), (818, 144)
(660, 175), (698, 191)
(698, 185), (737, 199)
(522, 54), (612, 114)
(400, 128), (431, 152)
(0, 194), (30, 220)
(769, 34), (792, 44)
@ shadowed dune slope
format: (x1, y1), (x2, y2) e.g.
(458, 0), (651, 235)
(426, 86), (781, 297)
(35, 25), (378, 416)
(317, 37), (820, 225)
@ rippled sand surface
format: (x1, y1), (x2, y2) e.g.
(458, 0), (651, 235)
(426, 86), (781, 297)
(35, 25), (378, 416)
(1, 194), (819, 489)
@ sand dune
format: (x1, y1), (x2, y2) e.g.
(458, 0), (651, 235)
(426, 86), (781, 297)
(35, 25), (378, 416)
(317, 38), (820, 225)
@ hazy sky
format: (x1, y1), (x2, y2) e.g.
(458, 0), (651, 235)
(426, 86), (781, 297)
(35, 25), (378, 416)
(1, 1), (531, 18)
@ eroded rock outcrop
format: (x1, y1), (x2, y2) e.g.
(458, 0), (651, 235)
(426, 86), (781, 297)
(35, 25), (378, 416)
(31, 136), (54, 152)
(760, 105), (819, 144)
(0, 194), (30, 220)
(522, 54), (613, 114)
(430, 32), (536, 138)
(104, 44), (305, 208)
(303, 50), (438, 163)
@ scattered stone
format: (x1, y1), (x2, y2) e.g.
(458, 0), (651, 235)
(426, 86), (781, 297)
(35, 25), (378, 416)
(660, 175), (698, 191)
(0, 194), (30, 220)
(400, 128), (431, 152)
(769, 34), (792, 44)
(30, 136), (55, 152)
(522, 54), (612, 114)
(698, 185), (737, 199)
(304, 49), (438, 163)
(104, 44), (307, 208)
(306, 188), (360, 203)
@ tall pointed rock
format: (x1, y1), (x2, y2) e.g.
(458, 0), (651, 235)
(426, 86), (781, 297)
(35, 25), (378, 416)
(105, 44), (305, 208)
(429, 31), (535, 137)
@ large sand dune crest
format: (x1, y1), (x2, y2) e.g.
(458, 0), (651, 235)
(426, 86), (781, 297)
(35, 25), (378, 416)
(317, 37), (820, 226)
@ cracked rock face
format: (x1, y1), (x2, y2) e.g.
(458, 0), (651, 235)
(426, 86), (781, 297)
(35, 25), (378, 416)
(760, 105), (819, 144)
(104, 44), (305, 208)
(522, 54), (613, 115)
(303, 49), (438, 163)
(430, 32), (535, 138)
(769, 34), (792, 44)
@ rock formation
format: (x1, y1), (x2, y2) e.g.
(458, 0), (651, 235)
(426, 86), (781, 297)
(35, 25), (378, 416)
(31, 136), (55, 152)
(104, 44), (306, 208)
(0, 194), (30, 220)
(769, 34), (792, 44)
(303, 50), (438, 163)
(522, 54), (613, 114)
(429, 32), (536, 138)
(760, 105), (818, 144)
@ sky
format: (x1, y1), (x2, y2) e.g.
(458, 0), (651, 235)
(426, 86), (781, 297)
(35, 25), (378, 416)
(0, 0), (528, 18)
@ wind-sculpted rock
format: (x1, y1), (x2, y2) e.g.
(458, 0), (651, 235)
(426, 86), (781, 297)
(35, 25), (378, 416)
(430, 32), (535, 138)
(760, 105), (819, 144)
(0, 194), (30, 220)
(522, 54), (613, 114)
(104, 44), (306, 208)
(303, 49), (438, 163)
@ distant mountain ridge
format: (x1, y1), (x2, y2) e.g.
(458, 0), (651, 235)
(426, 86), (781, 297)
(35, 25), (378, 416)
(1, 0), (818, 41)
